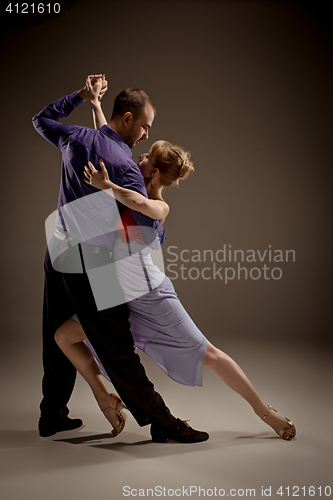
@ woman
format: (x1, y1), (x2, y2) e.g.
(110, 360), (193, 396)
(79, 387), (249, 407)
(54, 81), (296, 440)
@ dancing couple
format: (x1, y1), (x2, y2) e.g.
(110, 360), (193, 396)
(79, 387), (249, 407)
(33, 74), (295, 443)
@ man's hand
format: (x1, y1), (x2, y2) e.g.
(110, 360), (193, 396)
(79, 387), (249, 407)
(88, 74), (108, 100)
(78, 74), (108, 102)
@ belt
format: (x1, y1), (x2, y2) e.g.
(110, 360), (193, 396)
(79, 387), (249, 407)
(53, 229), (111, 258)
(54, 228), (73, 243)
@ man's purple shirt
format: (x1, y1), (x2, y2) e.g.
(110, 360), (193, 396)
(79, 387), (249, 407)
(32, 91), (165, 250)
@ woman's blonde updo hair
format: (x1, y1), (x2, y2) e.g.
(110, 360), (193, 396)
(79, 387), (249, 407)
(149, 140), (194, 187)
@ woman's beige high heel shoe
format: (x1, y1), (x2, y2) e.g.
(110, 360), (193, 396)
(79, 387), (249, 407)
(262, 403), (296, 440)
(101, 393), (128, 437)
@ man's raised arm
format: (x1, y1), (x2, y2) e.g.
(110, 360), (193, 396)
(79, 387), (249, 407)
(32, 76), (104, 149)
(32, 91), (85, 149)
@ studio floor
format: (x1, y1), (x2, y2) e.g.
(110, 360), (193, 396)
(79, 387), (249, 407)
(1, 338), (332, 500)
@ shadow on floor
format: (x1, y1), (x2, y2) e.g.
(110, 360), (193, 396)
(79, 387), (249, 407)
(0, 427), (281, 480)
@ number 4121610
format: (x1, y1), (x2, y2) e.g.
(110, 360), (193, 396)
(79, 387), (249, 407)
(5, 3), (61, 14)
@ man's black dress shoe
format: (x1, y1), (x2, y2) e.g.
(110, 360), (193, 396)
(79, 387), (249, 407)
(151, 418), (209, 443)
(38, 416), (83, 437)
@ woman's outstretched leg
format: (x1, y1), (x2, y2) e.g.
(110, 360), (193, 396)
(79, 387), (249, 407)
(204, 341), (295, 439)
(54, 319), (122, 430)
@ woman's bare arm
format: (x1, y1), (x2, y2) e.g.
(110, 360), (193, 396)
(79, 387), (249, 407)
(84, 160), (169, 221)
(84, 74), (108, 129)
(91, 100), (107, 129)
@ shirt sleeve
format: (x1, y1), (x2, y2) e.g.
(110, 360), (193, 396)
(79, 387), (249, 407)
(119, 165), (166, 248)
(32, 92), (83, 150)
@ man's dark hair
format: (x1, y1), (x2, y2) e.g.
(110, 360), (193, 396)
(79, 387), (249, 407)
(111, 88), (156, 120)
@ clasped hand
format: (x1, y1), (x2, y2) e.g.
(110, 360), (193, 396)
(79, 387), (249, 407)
(82, 73), (108, 102)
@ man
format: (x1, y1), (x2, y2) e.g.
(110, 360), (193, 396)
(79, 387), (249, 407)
(33, 74), (209, 444)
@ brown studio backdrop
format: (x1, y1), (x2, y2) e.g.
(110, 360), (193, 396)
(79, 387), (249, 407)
(0, 0), (332, 351)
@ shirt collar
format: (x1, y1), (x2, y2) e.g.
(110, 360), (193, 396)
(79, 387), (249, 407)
(99, 125), (132, 157)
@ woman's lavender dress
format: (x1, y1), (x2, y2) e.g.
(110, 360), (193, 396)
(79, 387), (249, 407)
(75, 209), (207, 386)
